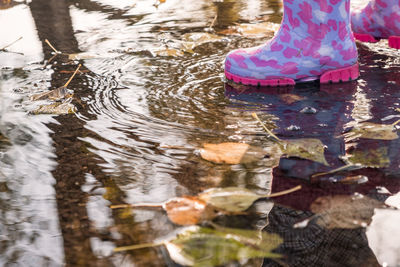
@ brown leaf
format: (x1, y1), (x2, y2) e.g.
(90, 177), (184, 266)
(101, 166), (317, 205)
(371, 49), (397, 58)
(219, 22), (279, 38)
(153, 48), (186, 57)
(200, 143), (267, 165)
(310, 195), (386, 229)
(164, 197), (218, 226)
(343, 122), (399, 141)
(279, 94), (305, 105)
(282, 138), (329, 166)
(33, 101), (76, 115)
(344, 146), (390, 168)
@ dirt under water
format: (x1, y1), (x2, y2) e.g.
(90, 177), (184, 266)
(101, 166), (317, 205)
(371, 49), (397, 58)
(1, 0), (400, 266)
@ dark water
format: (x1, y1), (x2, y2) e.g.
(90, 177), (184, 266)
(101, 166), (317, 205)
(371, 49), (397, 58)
(1, 0), (400, 266)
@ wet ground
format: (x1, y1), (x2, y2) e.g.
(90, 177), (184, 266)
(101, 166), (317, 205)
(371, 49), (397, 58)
(1, 0), (400, 266)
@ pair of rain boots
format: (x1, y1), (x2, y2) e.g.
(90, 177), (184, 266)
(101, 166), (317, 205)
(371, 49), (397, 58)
(225, 0), (400, 86)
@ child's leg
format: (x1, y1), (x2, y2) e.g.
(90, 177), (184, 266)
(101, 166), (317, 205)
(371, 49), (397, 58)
(351, 0), (400, 49)
(224, 0), (359, 87)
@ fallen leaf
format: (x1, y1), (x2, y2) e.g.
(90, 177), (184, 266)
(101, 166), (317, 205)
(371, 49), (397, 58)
(198, 187), (262, 212)
(281, 138), (329, 166)
(198, 186), (301, 212)
(0, 0), (20, 10)
(343, 122), (399, 141)
(344, 146), (390, 168)
(218, 22), (279, 38)
(252, 113), (328, 165)
(114, 226), (282, 267)
(152, 48), (186, 57)
(279, 94), (305, 105)
(310, 194), (386, 229)
(30, 86), (71, 101)
(33, 101), (76, 115)
(168, 226), (282, 267)
(164, 197), (218, 226)
(112, 186), (301, 223)
(200, 142), (267, 165)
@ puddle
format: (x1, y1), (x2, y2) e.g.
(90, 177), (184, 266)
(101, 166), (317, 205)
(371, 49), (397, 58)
(1, 0), (400, 266)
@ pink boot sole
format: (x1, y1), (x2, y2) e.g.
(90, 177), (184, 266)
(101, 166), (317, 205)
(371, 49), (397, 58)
(225, 63), (359, 87)
(353, 33), (400, 49)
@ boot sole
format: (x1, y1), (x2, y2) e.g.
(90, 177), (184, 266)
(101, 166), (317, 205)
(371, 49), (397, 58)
(354, 33), (400, 49)
(225, 63), (359, 87)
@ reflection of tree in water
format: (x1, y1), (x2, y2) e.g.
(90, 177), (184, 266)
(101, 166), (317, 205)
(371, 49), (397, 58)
(28, 0), (166, 265)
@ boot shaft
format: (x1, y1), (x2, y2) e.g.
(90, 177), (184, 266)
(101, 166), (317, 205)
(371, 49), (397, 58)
(282, 0), (352, 40)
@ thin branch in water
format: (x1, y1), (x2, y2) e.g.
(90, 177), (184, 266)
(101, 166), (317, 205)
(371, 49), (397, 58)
(45, 39), (62, 54)
(46, 53), (58, 65)
(252, 113), (282, 143)
(1, 36), (23, 50)
(264, 185), (302, 198)
(114, 242), (164, 252)
(63, 64), (82, 88)
(311, 164), (362, 180)
(209, 14), (218, 30)
(392, 119), (400, 127)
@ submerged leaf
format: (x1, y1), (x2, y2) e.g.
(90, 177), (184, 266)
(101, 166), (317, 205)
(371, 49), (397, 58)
(281, 138), (329, 166)
(167, 226), (282, 267)
(198, 187), (261, 212)
(310, 194), (386, 229)
(343, 122), (399, 141)
(279, 94), (305, 105)
(112, 185), (300, 224)
(344, 146), (390, 168)
(33, 101), (76, 115)
(164, 197), (218, 226)
(30, 86), (71, 101)
(198, 186), (301, 212)
(200, 142), (267, 164)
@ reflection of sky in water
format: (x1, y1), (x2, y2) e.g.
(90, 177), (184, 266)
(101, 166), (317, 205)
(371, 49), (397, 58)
(0, 5), (43, 67)
(0, 5), (63, 264)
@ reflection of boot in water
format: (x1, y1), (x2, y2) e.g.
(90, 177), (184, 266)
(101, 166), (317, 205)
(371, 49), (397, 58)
(260, 167), (398, 267)
(351, 0), (400, 49)
(224, 0), (359, 86)
(262, 204), (381, 267)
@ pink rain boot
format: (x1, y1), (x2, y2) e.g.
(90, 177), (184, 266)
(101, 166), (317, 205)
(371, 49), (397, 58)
(224, 0), (359, 87)
(351, 0), (400, 49)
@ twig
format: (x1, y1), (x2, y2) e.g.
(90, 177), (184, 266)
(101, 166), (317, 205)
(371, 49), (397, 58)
(264, 185), (301, 198)
(45, 39), (61, 54)
(392, 119), (400, 127)
(252, 113), (282, 143)
(63, 64), (82, 88)
(114, 242), (164, 252)
(1, 36), (22, 50)
(209, 14), (218, 30)
(311, 164), (362, 179)
(110, 203), (163, 209)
